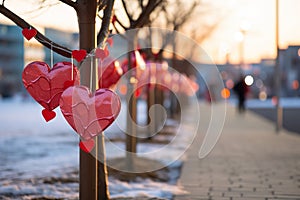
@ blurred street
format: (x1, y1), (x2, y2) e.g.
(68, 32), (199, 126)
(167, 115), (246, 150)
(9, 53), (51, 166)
(175, 103), (300, 200)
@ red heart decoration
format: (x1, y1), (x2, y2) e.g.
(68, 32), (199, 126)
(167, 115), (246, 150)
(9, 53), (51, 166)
(95, 48), (109, 61)
(42, 109), (56, 122)
(64, 80), (75, 90)
(22, 61), (80, 120)
(59, 86), (121, 140)
(79, 139), (95, 153)
(98, 59), (123, 89)
(72, 49), (87, 62)
(22, 28), (37, 41)
(107, 37), (113, 46)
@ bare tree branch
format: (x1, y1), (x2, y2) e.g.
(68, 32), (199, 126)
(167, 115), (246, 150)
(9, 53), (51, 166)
(97, 0), (115, 47)
(121, 0), (133, 23)
(176, 1), (198, 27)
(0, 5), (72, 57)
(59, 0), (78, 10)
(194, 22), (220, 43)
(98, 0), (107, 11)
(113, 14), (128, 30)
(21, 2), (60, 17)
(115, 0), (165, 32)
(131, 0), (164, 28)
(112, 21), (121, 34)
(139, 0), (144, 10)
(163, 0), (199, 31)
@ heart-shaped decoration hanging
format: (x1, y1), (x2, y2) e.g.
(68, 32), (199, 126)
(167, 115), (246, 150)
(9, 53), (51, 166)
(107, 37), (113, 46)
(22, 61), (80, 121)
(79, 138), (95, 153)
(72, 49), (87, 62)
(95, 48), (109, 61)
(98, 59), (123, 89)
(59, 86), (121, 140)
(22, 28), (37, 41)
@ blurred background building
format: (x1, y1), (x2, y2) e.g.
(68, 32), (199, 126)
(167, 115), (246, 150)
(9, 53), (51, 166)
(0, 24), (24, 97)
(0, 24), (78, 98)
(216, 45), (300, 101)
(0, 22), (299, 100)
(44, 28), (79, 64)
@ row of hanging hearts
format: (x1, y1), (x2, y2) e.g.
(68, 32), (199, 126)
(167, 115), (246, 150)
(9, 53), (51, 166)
(22, 28), (120, 153)
(22, 60), (121, 153)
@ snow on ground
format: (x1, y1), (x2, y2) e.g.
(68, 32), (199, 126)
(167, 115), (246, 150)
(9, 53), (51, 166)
(4, 96), (297, 198)
(0, 97), (191, 199)
(109, 177), (186, 199)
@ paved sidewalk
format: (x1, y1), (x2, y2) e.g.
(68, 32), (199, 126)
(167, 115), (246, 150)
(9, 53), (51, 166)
(174, 103), (300, 200)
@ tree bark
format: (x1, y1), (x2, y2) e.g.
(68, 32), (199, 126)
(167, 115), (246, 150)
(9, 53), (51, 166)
(77, 0), (109, 199)
(126, 31), (137, 170)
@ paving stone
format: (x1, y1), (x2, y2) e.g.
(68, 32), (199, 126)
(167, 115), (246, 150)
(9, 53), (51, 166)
(174, 104), (300, 200)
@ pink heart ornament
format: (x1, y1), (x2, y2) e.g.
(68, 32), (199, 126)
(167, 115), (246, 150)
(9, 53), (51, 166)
(95, 48), (109, 61)
(79, 139), (95, 153)
(59, 85), (121, 140)
(22, 61), (80, 121)
(107, 38), (113, 46)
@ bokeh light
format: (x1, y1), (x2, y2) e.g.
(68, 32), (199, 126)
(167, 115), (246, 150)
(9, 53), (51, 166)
(244, 75), (254, 86)
(292, 80), (299, 90)
(226, 79), (234, 89)
(221, 88), (230, 99)
(259, 91), (267, 101)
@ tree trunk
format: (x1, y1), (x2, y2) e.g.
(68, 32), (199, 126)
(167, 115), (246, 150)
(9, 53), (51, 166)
(77, 1), (109, 199)
(170, 33), (177, 118)
(126, 31), (138, 170)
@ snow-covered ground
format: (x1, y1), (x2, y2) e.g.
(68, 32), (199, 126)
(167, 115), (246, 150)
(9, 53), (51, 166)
(0, 97), (189, 199)
(3, 95), (297, 199)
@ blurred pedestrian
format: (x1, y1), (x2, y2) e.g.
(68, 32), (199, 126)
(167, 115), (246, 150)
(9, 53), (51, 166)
(233, 76), (249, 113)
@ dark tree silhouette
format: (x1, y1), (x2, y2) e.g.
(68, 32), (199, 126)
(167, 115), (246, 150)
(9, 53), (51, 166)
(112, 0), (166, 169)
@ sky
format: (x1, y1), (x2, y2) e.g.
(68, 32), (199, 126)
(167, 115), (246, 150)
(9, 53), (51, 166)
(0, 0), (299, 64)
(201, 0), (300, 64)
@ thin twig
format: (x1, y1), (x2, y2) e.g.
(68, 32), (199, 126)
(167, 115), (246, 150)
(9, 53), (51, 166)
(114, 14), (128, 30)
(98, 0), (107, 11)
(131, 0), (164, 28)
(121, 0), (133, 23)
(97, 0), (115, 47)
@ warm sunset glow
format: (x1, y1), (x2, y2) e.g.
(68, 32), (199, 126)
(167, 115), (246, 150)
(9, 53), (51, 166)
(0, 0), (300, 64)
(272, 96), (278, 105)
(134, 50), (146, 70)
(114, 61), (123, 75)
(292, 80), (299, 90)
(221, 88), (230, 99)
(259, 91), (267, 101)
(200, 0), (300, 64)
(226, 79), (234, 89)
(130, 77), (138, 84)
(119, 84), (127, 95)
